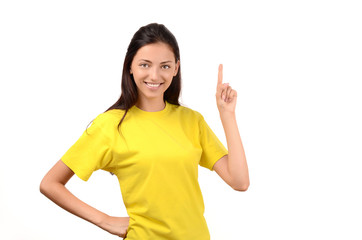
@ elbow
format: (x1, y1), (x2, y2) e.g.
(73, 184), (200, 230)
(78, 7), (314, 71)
(39, 178), (47, 195)
(232, 181), (250, 192)
(39, 176), (52, 196)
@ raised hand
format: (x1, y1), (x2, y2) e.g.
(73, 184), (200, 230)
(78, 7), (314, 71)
(216, 64), (237, 114)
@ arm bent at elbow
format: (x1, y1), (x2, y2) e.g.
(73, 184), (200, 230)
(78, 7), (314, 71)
(39, 159), (129, 238)
(39, 159), (106, 227)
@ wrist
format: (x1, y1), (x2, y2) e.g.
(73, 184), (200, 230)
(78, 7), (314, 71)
(219, 110), (236, 118)
(94, 212), (110, 228)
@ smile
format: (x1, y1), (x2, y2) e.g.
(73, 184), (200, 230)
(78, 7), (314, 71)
(144, 82), (163, 89)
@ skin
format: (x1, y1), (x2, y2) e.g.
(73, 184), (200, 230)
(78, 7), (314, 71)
(39, 43), (249, 239)
(39, 160), (130, 238)
(213, 64), (250, 191)
(39, 42), (180, 239)
(130, 42), (180, 112)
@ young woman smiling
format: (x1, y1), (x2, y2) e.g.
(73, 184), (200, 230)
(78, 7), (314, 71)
(40, 23), (249, 239)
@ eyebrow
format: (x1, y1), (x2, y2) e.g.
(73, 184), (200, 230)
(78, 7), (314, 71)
(139, 59), (173, 64)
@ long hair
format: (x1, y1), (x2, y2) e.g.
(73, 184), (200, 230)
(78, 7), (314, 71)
(105, 23), (182, 135)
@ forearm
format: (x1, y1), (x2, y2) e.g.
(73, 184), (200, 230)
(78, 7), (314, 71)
(220, 111), (249, 189)
(40, 182), (107, 227)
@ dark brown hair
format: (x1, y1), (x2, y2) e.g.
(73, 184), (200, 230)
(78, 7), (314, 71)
(105, 23), (182, 136)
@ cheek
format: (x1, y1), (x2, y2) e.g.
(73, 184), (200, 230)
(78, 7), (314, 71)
(161, 72), (175, 81)
(133, 71), (147, 82)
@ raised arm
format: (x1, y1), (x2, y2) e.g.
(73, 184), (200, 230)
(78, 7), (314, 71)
(214, 64), (250, 191)
(39, 160), (129, 238)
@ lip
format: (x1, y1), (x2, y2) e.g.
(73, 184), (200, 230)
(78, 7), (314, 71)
(144, 82), (163, 90)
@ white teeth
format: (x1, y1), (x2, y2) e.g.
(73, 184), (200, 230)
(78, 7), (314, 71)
(146, 82), (161, 87)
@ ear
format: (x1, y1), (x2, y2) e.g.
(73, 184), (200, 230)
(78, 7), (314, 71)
(130, 68), (133, 74)
(174, 60), (180, 76)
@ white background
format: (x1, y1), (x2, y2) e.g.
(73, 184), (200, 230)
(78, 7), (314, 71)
(1, 0), (361, 239)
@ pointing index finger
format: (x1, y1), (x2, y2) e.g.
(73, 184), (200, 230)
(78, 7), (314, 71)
(218, 64), (223, 87)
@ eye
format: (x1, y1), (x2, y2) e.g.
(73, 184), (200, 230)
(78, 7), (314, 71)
(162, 65), (171, 69)
(140, 63), (149, 68)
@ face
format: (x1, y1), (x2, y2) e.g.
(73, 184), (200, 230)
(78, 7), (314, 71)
(130, 42), (180, 103)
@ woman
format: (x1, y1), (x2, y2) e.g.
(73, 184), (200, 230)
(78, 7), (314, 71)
(40, 23), (249, 239)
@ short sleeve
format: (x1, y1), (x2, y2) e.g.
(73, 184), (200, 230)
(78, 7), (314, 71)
(61, 114), (113, 181)
(198, 114), (228, 171)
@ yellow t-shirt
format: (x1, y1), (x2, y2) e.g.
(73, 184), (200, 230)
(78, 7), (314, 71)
(61, 100), (228, 240)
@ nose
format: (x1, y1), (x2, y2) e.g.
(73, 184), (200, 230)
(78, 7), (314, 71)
(149, 66), (160, 82)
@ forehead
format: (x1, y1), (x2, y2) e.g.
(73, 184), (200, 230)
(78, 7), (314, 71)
(133, 42), (175, 62)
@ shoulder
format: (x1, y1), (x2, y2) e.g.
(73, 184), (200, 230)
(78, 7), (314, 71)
(98, 108), (126, 120)
(93, 109), (125, 124)
(170, 103), (204, 122)
(87, 109), (126, 136)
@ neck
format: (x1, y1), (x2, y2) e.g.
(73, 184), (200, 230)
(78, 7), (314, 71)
(135, 98), (166, 112)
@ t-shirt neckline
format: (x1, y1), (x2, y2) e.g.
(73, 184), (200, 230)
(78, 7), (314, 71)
(131, 100), (171, 117)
